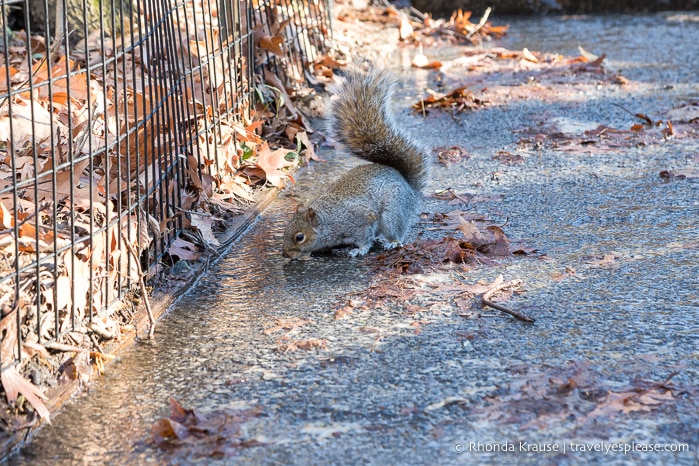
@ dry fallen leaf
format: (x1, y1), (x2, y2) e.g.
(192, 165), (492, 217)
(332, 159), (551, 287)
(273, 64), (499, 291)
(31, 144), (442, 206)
(521, 47), (538, 63)
(1, 366), (51, 422)
(254, 142), (297, 189)
(258, 34), (285, 57)
(413, 86), (487, 114)
(189, 213), (221, 247)
(399, 13), (414, 40)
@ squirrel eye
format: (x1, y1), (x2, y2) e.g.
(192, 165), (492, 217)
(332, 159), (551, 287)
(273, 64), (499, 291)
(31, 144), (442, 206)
(294, 232), (305, 243)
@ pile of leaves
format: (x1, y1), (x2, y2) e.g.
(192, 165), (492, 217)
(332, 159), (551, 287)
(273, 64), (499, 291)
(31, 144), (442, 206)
(334, 208), (538, 323)
(516, 102), (699, 157)
(337, 5), (508, 46)
(412, 86), (489, 114)
(466, 362), (696, 436)
(151, 398), (265, 460)
(411, 46), (626, 113)
(399, 7), (508, 45)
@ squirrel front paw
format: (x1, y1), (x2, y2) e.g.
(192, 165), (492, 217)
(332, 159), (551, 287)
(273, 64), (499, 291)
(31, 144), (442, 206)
(348, 244), (372, 257)
(378, 236), (401, 250)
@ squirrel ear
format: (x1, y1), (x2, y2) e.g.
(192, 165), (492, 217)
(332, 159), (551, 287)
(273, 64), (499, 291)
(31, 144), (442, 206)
(295, 203), (305, 214)
(304, 207), (319, 227)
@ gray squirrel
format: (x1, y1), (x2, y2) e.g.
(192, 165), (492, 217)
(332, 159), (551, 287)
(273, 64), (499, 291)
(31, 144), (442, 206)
(282, 68), (431, 260)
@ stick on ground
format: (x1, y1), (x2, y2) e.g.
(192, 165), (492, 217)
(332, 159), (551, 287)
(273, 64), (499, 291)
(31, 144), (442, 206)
(481, 276), (535, 323)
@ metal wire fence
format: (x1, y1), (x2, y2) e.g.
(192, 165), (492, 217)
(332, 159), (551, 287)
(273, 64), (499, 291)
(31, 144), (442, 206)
(0, 0), (329, 376)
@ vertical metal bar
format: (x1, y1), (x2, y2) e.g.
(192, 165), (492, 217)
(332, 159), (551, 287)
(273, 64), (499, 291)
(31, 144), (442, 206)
(218, 0), (235, 117)
(163, 0), (185, 232)
(2, 0), (20, 367)
(158, 0), (176, 251)
(59, 0), (77, 335)
(41, 0), (59, 348)
(175, 0), (204, 188)
(119, 0), (134, 296)
(132, 0), (145, 277)
(22, 0), (40, 355)
(245, 0), (254, 115)
(97, 0), (108, 321)
(113, 0), (126, 302)
(169, 0), (193, 223)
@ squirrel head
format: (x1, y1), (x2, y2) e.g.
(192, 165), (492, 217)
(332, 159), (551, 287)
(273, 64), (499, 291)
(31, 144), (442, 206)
(282, 204), (319, 260)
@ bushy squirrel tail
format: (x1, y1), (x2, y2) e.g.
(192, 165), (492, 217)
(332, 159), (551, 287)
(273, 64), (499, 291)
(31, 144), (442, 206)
(327, 68), (430, 191)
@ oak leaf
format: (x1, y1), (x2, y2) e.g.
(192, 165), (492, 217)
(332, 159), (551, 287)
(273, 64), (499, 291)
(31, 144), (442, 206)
(254, 142), (296, 189)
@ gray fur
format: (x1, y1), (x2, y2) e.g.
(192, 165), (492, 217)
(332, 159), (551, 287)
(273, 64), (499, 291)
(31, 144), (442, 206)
(282, 69), (430, 260)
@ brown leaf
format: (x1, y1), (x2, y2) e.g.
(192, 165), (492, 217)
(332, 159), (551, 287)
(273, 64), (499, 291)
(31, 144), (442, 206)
(237, 165), (267, 186)
(483, 225), (511, 256)
(277, 338), (328, 352)
(263, 317), (312, 335)
(258, 35), (285, 57)
(189, 213), (221, 247)
(1, 367), (51, 422)
(168, 397), (200, 425)
(413, 86), (487, 113)
(584, 389), (675, 420)
(589, 53), (606, 67)
(218, 179), (255, 202)
(665, 103), (699, 123)
(493, 150), (526, 165)
(152, 419), (191, 445)
(375, 237), (477, 274)
(263, 68), (302, 118)
(254, 142), (296, 189)
(0, 97), (53, 146)
(552, 267), (576, 282)
(659, 169), (699, 180)
(22, 342), (51, 359)
(433, 146), (470, 166)
(295, 131), (323, 163)
(169, 244), (202, 261)
(577, 45), (598, 62)
(458, 218), (488, 249)
(411, 53), (442, 69)
(661, 120), (674, 138)
(314, 55), (347, 69)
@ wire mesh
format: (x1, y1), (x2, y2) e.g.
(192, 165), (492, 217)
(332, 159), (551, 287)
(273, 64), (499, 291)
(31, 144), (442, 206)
(0, 0), (329, 373)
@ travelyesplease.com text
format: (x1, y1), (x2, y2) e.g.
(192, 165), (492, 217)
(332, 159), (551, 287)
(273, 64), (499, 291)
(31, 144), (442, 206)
(454, 441), (690, 455)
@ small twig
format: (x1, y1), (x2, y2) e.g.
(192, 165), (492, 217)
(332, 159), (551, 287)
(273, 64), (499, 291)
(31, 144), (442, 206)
(612, 103), (654, 126)
(89, 322), (114, 341)
(481, 276), (534, 322)
(466, 6), (491, 39)
(449, 189), (473, 204)
(442, 27), (470, 41)
(88, 332), (105, 354)
(409, 6), (427, 21)
(121, 232), (156, 338)
(45, 342), (84, 353)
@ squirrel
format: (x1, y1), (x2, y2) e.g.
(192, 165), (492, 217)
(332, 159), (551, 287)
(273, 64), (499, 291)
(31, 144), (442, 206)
(282, 68), (431, 260)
